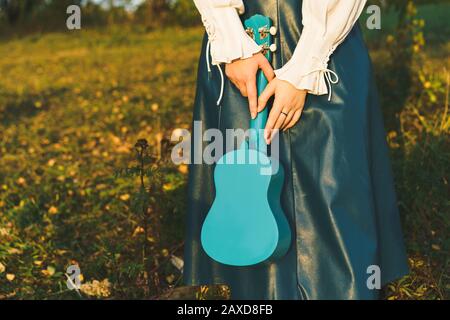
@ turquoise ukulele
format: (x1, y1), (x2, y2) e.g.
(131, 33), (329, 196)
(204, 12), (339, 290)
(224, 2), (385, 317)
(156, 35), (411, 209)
(201, 15), (291, 266)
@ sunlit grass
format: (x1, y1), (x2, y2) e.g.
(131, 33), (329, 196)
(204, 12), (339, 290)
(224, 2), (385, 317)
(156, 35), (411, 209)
(0, 25), (448, 299)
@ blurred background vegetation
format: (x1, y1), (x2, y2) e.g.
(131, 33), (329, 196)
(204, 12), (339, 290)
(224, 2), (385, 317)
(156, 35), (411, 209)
(0, 0), (448, 299)
(0, 0), (199, 36)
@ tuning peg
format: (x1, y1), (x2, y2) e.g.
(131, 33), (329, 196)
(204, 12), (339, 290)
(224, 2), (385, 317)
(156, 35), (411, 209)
(269, 26), (277, 36)
(245, 27), (254, 39)
(269, 43), (277, 52)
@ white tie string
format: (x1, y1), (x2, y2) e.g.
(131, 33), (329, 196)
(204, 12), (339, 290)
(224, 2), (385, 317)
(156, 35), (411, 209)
(216, 64), (224, 106)
(206, 39), (225, 106)
(323, 68), (339, 101)
(304, 66), (339, 101)
(206, 39), (212, 73)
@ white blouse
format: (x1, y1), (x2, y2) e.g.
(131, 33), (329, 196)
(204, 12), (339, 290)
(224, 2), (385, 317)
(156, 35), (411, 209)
(194, 0), (367, 102)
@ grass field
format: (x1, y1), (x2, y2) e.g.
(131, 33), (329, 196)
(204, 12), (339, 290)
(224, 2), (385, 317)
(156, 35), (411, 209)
(0, 16), (448, 299)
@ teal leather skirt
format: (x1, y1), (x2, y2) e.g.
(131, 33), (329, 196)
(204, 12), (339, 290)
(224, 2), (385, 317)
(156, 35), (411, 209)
(183, 0), (409, 300)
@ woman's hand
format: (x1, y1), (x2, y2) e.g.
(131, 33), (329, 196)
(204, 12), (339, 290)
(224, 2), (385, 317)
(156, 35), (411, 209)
(225, 53), (275, 119)
(258, 78), (307, 144)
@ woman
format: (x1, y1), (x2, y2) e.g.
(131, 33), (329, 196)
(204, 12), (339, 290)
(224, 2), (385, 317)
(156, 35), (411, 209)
(184, 0), (409, 300)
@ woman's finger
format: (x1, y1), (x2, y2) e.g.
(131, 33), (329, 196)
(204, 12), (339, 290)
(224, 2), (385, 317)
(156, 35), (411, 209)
(230, 78), (245, 94)
(239, 81), (248, 97)
(230, 78), (240, 90)
(281, 109), (295, 130)
(258, 55), (275, 82)
(284, 109), (303, 130)
(274, 109), (290, 132)
(258, 80), (276, 112)
(246, 77), (258, 119)
(264, 97), (284, 143)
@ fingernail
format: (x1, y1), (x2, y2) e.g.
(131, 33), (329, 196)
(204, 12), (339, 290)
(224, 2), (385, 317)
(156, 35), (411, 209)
(251, 112), (256, 119)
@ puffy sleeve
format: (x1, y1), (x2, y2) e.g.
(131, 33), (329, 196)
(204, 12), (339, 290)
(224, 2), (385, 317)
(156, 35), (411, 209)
(274, 0), (367, 100)
(193, 0), (261, 65)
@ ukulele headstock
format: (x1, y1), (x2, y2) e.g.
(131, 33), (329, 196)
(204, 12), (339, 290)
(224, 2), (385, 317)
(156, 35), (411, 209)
(244, 15), (277, 62)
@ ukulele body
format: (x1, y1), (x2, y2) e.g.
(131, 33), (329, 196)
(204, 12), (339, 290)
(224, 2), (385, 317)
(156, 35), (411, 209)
(201, 143), (291, 266)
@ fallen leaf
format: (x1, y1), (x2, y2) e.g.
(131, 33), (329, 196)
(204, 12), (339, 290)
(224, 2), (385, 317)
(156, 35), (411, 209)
(163, 183), (175, 191)
(170, 255), (184, 271)
(132, 226), (144, 237)
(120, 194), (130, 201)
(178, 164), (188, 175)
(47, 266), (56, 276)
(431, 244), (441, 251)
(48, 206), (58, 215)
(8, 248), (22, 255)
(42, 266), (56, 277)
(166, 274), (175, 284)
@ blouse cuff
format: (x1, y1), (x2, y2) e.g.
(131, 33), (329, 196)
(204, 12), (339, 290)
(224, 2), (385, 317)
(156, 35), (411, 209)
(198, 0), (261, 65)
(274, 0), (367, 99)
(274, 26), (338, 97)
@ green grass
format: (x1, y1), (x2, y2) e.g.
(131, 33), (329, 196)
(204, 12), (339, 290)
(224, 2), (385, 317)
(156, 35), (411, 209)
(0, 24), (448, 299)
(0, 26), (202, 299)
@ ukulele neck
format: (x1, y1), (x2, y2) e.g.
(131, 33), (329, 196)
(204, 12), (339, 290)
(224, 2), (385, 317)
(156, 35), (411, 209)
(249, 69), (269, 153)
(244, 14), (275, 154)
